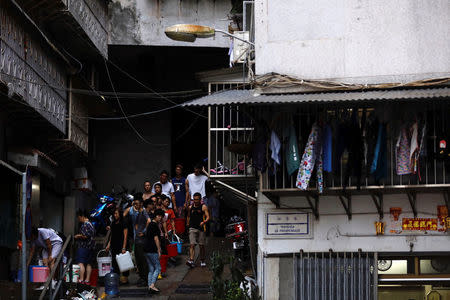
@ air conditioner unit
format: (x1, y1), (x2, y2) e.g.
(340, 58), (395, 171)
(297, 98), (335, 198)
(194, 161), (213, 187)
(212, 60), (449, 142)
(232, 31), (250, 64)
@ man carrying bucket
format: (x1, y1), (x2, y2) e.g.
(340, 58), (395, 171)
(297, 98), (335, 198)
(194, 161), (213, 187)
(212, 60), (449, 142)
(186, 193), (210, 268)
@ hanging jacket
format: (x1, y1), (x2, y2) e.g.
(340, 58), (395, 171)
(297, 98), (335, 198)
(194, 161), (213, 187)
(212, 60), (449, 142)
(285, 126), (300, 176)
(296, 124), (323, 193)
(343, 109), (364, 189)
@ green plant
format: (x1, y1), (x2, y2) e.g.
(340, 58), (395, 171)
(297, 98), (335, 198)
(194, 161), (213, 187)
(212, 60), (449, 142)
(209, 251), (261, 300)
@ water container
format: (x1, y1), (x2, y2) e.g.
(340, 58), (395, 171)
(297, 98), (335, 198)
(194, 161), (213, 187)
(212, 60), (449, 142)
(166, 243), (178, 257)
(159, 255), (169, 273)
(29, 265), (49, 282)
(115, 251), (134, 272)
(174, 218), (186, 234)
(97, 250), (112, 277)
(64, 264), (80, 282)
(104, 272), (119, 296)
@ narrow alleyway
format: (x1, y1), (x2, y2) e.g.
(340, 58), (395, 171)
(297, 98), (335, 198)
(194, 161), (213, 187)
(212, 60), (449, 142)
(97, 237), (233, 299)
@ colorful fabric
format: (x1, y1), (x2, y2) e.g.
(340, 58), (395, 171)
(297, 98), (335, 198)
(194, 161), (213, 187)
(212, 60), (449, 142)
(410, 122), (419, 174)
(296, 124), (323, 193)
(79, 221), (95, 250)
(396, 127), (411, 175)
(322, 124), (332, 173)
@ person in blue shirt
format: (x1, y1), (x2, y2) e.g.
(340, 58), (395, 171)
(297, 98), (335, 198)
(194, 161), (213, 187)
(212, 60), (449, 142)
(171, 164), (187, 218)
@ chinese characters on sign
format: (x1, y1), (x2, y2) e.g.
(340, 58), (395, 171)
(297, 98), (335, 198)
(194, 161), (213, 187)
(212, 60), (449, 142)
(402, 218), (438, 231)
(265, 212), (311, 238)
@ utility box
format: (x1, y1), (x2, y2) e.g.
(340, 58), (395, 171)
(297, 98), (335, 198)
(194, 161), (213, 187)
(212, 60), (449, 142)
(232, 31), (250, 64)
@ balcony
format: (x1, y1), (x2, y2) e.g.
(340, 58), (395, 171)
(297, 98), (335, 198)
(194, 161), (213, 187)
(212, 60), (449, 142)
(0, 2), (67, 133)
(197, 88), (450, 214)
(14, 0), (108, 58)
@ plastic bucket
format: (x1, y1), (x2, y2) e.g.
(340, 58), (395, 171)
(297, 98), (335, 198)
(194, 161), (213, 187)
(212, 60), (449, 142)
(29, 266), (49, 282)
(65, 264), (81, 282)
(97, 250), (112, 277)
(175, 218), (186, 234)
(90, 269), (98, 287)
(159, 255), (169, 273)
(167, 243), (178, 257)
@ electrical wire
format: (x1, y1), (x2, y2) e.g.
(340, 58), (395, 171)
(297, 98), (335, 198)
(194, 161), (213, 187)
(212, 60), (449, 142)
(0, 71), (206, 98)
(103, 57), (168, 146)
(105, 59), (207, 119)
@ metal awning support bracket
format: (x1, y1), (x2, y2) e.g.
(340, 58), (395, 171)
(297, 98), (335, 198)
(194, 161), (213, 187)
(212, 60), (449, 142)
(370, 192), (384, 220)
(406, 191), (418, 218)
(262, 192), (280, 208)
(338, 192), (352, 220)
(306, 193), (319, 220)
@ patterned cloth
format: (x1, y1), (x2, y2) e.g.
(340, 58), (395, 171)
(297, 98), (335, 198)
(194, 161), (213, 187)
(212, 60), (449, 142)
(296, 124), (323, 193)
(396, 127), (411, 175)
(78, 221), (95, 250)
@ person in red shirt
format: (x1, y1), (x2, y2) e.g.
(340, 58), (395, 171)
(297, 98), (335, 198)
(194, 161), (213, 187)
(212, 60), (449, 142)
(162, 197), (176, 240)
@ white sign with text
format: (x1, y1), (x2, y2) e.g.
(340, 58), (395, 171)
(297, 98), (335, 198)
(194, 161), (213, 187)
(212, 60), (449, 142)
(265, 211), (312, 239)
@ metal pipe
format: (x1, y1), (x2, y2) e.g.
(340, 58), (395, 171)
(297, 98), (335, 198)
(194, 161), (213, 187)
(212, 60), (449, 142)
(21, 169), (27, 300)
(215, 29), (255, 46)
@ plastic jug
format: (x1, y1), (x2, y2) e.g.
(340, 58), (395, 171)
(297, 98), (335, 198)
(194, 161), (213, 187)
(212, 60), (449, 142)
(115, 251), (134, 272)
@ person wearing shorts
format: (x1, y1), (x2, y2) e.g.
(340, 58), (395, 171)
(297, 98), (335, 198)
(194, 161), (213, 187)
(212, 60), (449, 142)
(75, 210), (96, 285)
(186, 193), (210, 268)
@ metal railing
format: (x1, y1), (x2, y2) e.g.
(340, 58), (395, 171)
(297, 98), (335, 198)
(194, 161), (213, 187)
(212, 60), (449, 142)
(39, 235), (72, 300)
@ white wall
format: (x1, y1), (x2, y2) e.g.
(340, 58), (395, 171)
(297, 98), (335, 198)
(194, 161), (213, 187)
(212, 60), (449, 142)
(255, 0), (450, 84)
(258, 192), (450, 254)
(109, 0), (233, 48)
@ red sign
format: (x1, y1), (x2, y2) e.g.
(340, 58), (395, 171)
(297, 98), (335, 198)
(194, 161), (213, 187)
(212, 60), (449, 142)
(402, 218), (438, 231)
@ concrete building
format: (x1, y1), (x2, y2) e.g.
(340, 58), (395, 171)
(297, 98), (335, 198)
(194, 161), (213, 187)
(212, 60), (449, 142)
(183, 0), (450, 299)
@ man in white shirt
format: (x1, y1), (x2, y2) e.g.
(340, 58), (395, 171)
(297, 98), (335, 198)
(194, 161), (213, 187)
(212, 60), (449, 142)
(152, 170), (176, 210)
(185, 163), (208, 205)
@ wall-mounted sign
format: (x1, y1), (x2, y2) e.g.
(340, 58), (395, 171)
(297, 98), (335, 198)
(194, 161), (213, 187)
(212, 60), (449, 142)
(265, 212), (311, 239)
(402, 218), (438, 231)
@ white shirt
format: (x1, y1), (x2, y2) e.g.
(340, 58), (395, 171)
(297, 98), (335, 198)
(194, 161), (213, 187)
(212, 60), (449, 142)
(152, 181), (175, 198)
(186, 173), (208, 199)
(35, 228), (62, 248)
(152, 181), (175, 208)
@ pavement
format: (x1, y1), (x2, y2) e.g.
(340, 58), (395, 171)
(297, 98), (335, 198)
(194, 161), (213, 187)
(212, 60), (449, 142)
(98, 237), (234, 300)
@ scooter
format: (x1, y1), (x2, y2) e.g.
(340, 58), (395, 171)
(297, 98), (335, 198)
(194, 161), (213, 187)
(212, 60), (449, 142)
(90, 186), (134, 235)
(225, 216), (249, 262)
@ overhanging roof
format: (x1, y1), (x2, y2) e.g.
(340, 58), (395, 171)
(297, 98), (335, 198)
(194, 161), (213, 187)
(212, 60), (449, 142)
(183, 87), (450, 107)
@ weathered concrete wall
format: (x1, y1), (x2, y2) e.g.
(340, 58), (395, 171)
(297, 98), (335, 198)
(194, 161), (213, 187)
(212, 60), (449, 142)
(255, 0), (450, 84)
(257, 192), (450, 254)
(109, 0), (233, 48)
(89, 111), (172, 194)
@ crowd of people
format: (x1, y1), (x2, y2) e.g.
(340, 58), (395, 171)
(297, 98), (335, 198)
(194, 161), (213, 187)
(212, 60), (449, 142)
(26, 163), (219, 294)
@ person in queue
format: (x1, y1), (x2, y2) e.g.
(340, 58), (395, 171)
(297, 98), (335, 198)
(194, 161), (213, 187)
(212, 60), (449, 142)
(75, 210), (96, 285)
(144, 209), (165, 294)
(186, 192), (210, 268)
(106, 208), (129, 284)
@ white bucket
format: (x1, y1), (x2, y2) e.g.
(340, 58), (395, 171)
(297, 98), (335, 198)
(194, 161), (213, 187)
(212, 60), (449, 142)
(115, 251), (134, 273)
(97, 250), (112, 277)
(65, 264), (81, 282)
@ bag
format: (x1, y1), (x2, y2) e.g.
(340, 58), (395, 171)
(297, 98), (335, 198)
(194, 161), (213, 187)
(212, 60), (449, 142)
(115, 251), (135, 272)
(170, 233), (183, 254)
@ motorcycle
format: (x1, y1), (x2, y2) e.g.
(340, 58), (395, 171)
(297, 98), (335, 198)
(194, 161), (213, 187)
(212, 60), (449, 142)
(225, 216), (249, 262)
(90, 185), (134, 235)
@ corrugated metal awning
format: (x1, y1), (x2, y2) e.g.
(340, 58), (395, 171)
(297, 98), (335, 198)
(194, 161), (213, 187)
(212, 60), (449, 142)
(183, 87), (450, 107)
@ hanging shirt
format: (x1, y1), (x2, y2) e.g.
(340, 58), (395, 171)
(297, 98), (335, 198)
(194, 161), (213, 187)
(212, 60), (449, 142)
(296, 124), (323, 193)
(286, 126), (300, 176)
(322, 124), (332, 173)
(396, 127), (411, 175)
(270, 130), (281, 166)
(186, 173), (208, 199)
(410, 122), (419, 174)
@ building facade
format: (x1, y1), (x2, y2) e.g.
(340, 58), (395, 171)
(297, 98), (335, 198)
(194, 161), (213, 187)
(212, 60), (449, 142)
(186, 0), (450, 299)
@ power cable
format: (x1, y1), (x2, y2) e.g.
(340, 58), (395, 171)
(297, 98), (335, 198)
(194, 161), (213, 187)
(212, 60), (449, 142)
(105, 59), (207, 119)
(103, 57), (167, 146)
